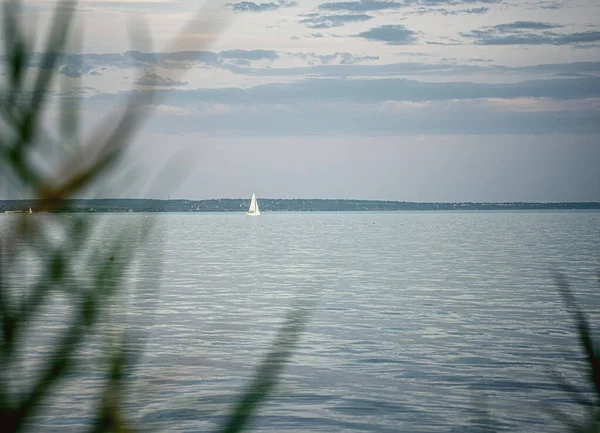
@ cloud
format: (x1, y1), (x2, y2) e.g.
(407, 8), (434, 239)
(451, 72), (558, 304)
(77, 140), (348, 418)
(152, 51), (220, 65)
(88, 73), (600, 135)
(409, 4), (490, 15)
(317, 0), (497, 12)
(318, 0), (404, 12)
(13, 52), (136, 77)
(357, 25), (417, 45)
(135, 100), (600, 136)
(446, 6), (489, 14)
(292, 52), (379, 65)
(537, 1), (562, 9)
(303, 32), (344, 39)
(299, 13), (373, 28)
(59, 66), (85, 78)
(412, 0), (500, 3)
(574, 43), (600, 50)
(469, 31), (600, 46)
(553, 72), (594, 78)
(57, 54), (98, 78)
(222, 59), (600, 81)
(1, 49), (281, 77)
(228, 1), (279, 12)
(425, 40), (463, 46)
(220, 50), (279, 61)
(94, 76), (600, 107)
(60, 66), (101, 78)
(82, 1), (189, 11)
(462, 21), (600, 45)
(219, 49), (279, 66)
(493, 21), (561, 31)
(135, 72), (188, 87)
(416, 6), (489, 14)
(227, 0), (297, 12)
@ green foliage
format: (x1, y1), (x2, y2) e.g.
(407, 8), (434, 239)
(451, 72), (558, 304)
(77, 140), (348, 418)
(549, 274), (600, 432)
(0, 1), (309, 432)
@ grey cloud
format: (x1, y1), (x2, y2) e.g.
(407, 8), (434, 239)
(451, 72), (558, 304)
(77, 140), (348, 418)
(411, 5), (489, 14)
(554, 32), (600, 44)
(415, 0), (499, 3)
(124, 50), (220, 67)
(553, 72), (594, 78)
(357, 25), (417, 45)
(141, 101), (600, 136)
(83, 1), (188, 11)
(94, 76), (600, 107)
(443, 6), (489, 14)
(318, 0), (497, 12)
(218, 50), (279, 66)
(467, 30), (600, 46)
(154, 50), (279, 65)
(300, 13), (373, 28)
(493, 21), (561, 31)
(219, 50), (279, 61)
(60, 66), (100, 78)
(304, 32), (344, 38)
(136, 73), (188, 87)
(89, 76), (600, 135)
(319, 0), (404, 12)
(395, 52), (430, 57)
(224, 60), (600, 80)
(57, 54), (97, 78)
(229, 2), (279, 12)
(425, 40), (463, 45)
(413, 0), (499, 4)
(292, 52), (379, 65)
(59, 67), (84, 78)
(503, 61), (600, 76)
(574, 43), (600, 50)
(14, 52), (135, 77)
(540, 2), (561, 9)
(462, 21), (600, 46)
(450, 0), (499, 3)
(466, 34), (554, 45)
(227, 0), (297, 12)
(226, 61), (462, 77)
(2, 49), (280, 77)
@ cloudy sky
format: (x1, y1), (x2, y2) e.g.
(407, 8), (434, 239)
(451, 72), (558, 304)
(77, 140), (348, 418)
(3, 0), (600, 201)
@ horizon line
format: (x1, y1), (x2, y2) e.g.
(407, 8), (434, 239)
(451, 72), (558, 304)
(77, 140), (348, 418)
(2, 198), (600, 204)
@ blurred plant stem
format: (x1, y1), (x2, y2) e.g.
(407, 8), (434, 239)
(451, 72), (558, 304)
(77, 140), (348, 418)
(549, 273), (600, 432)
(0, 1), (308, 432)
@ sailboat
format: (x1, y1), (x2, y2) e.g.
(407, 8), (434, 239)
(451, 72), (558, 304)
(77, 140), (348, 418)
(246, 193), (261, 216)
(28, 207), (33, 214)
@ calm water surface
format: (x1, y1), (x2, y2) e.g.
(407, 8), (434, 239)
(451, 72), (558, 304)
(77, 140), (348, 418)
(4, 211), (600, 432)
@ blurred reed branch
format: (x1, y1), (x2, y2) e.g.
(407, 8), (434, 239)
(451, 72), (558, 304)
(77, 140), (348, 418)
(547, 273), (600, 432)
(0, 0), (308, 432)
(220, 298), (315, 433)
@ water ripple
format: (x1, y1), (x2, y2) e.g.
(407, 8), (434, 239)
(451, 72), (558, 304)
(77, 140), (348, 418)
(3, 211), (599, 432)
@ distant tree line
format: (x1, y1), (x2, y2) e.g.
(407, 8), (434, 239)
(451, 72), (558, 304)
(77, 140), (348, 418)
(1, 199), (599, 213)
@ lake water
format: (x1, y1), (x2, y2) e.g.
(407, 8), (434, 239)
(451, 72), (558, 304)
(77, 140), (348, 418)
(3, 211), (600, 432)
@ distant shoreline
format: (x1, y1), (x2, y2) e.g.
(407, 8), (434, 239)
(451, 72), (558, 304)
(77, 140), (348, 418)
(2, 199), (599, 213)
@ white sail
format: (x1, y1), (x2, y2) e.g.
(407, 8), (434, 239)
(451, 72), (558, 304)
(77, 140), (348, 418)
(246, 193), (261, 216)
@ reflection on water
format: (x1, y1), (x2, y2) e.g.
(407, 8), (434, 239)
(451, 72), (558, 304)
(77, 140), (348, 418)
(3, 211), (599, 432)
